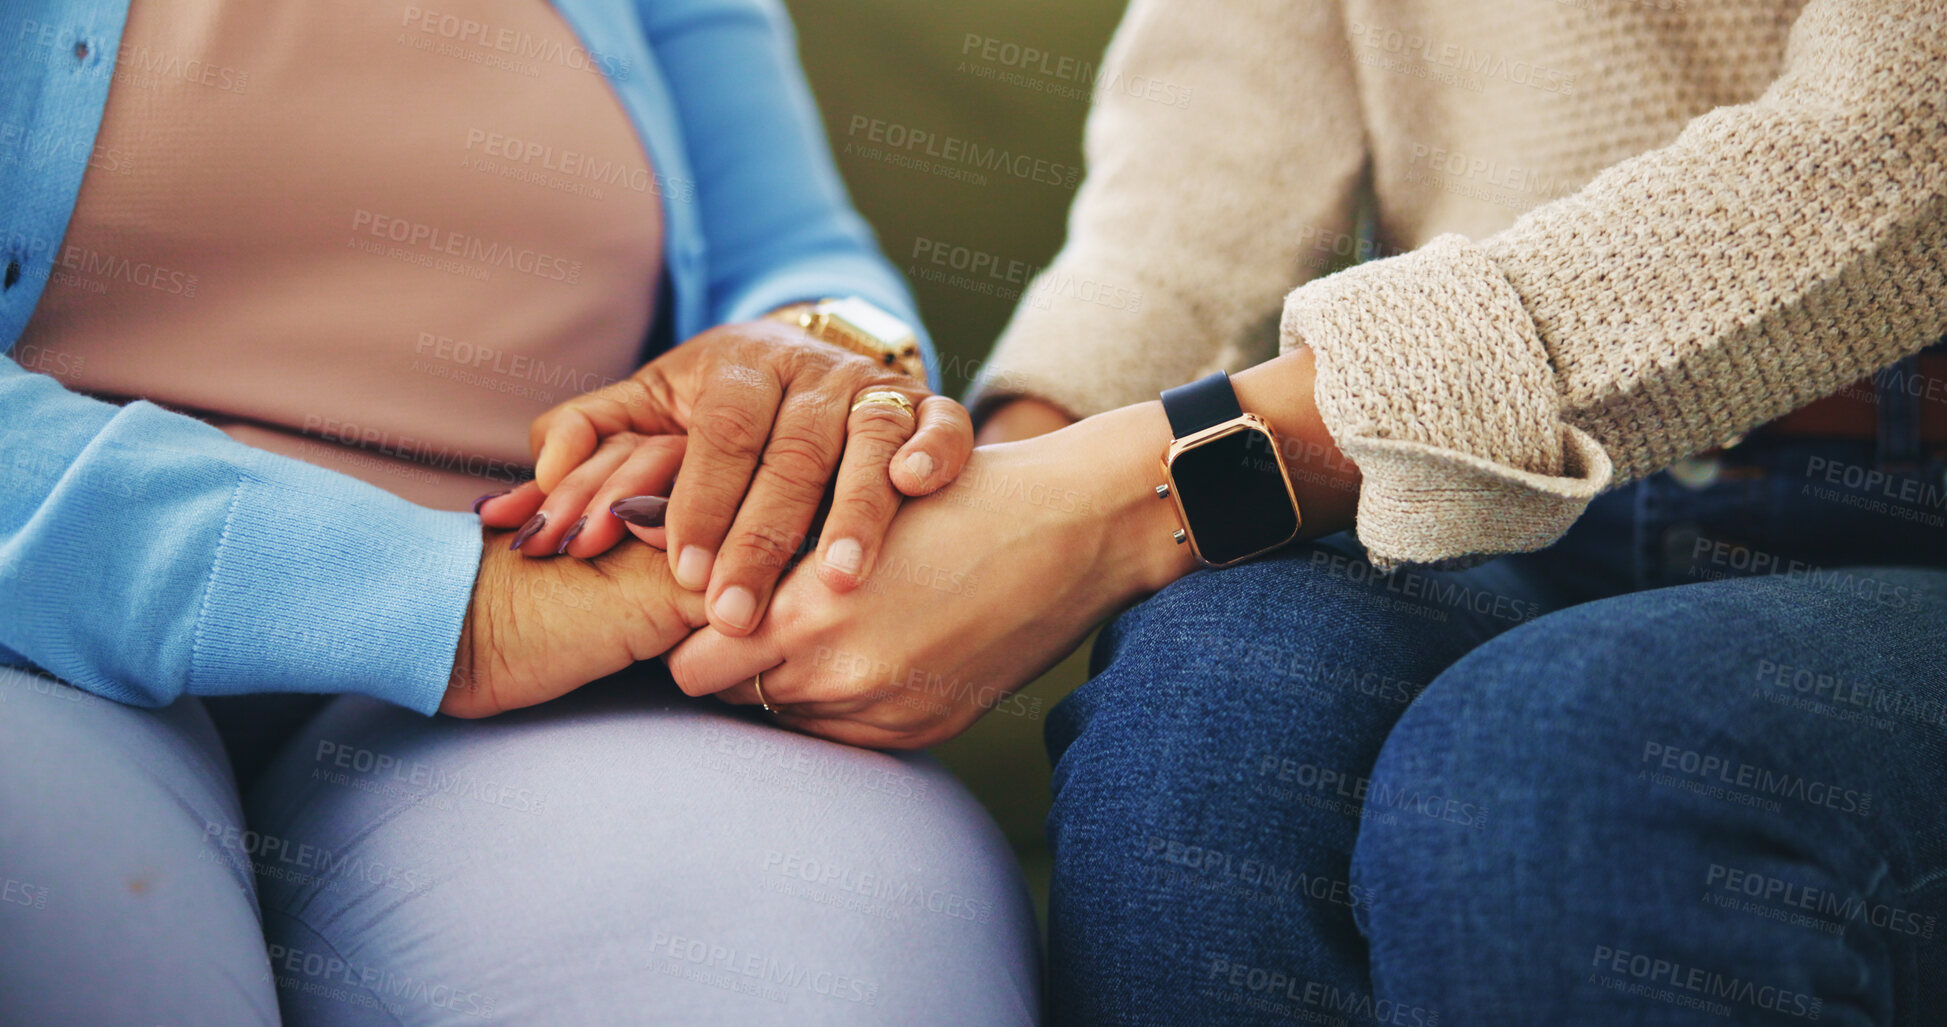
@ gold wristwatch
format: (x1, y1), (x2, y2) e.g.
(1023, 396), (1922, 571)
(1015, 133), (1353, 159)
(767, 298), (926, 381)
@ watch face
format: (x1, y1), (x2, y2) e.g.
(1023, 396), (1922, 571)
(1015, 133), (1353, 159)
(1171, 426), (1300, 565)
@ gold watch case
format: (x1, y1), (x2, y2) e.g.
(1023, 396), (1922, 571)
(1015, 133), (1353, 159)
(774, 297), (926, 381)
(1159, 413), (1304, 569)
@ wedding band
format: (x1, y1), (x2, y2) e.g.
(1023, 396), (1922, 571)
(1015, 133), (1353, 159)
(850, 390), (915, 419)
(754, 671), (778, 714)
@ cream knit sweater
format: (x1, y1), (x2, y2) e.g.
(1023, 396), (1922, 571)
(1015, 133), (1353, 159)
(970, 0), (1947, 569)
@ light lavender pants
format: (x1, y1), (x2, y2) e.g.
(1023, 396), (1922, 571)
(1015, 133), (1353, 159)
(0, 664), (1039, 1025)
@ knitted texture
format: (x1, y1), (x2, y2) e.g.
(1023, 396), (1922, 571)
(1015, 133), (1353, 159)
(973, 0), (1947, 569)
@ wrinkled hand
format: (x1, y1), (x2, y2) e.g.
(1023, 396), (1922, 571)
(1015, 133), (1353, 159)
(660, 420), (1186, 748)
(486, 320), (973, 639)
(441, 528), (707, 718)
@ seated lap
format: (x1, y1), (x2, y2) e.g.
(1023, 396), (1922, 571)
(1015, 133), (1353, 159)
(247, 670), (1040, 1026)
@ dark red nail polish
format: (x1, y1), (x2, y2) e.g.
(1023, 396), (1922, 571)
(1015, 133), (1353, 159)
(610, 495), (669, 528)
(510, 511), (548, 550)
(471, 489), (512, 515)
(555, 516), (588, 555)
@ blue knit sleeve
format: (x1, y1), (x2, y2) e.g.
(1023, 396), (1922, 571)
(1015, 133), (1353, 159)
(636, 0), (937, 384)
(0, 358), (481, 714)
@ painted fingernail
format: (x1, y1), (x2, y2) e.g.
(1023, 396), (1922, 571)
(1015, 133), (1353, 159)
(610, 495), (669, 528)
(471, 489), (512, 514)
(509, 511), (548, 551)
(904, 451), (935, 481)
(554, 515), (588, 555)
(676, 546), (713, 590)
(825, 537), (863, 576)
(714, 586), (757, 631)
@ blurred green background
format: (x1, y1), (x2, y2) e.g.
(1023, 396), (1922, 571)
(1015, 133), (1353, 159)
(781, 0), (1132, 925)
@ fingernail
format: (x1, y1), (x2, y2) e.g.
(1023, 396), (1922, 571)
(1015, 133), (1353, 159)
(471, 489), (511, 514)
(509, 511), (548, 551)
(904, 451), (935, 481)
(554, 515), (587, 555)
(676, 546), (713, 590)
(714, 586), (757, 631)
(610, 495), (669, 528)
(825, 537), (863, 576)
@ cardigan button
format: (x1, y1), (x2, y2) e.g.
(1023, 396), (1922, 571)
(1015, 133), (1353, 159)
(1667, 455), (1721, 490)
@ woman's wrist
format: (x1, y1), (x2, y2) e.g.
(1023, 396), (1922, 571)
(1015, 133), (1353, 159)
(1060, 348), (1361, 601)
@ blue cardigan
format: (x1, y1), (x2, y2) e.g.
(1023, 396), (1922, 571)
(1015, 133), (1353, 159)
(0, 0), (927, 714)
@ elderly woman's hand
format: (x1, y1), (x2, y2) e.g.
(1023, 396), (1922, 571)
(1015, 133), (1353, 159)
(439, 526), (708, 718)
(479, 319), (973, 638)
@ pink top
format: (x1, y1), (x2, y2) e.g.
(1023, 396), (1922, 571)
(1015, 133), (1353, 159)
(19, 0), (665, 510)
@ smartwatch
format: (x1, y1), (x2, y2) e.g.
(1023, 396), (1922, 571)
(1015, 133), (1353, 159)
(1156, 371), (1303, 568)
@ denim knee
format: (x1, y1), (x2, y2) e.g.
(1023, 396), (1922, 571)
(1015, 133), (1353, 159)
(1351, 573), (1947, 1022)
(1042, 542), (1540, 1025)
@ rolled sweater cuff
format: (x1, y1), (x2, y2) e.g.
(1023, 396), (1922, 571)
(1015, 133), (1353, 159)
(1281, 234), (1612, 570)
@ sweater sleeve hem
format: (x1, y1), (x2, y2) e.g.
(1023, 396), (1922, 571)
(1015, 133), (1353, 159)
(188, 464), (483, 716)
(1283, 233), (1614, 569)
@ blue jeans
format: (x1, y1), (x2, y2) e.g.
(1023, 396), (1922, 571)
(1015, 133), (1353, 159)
(0, 669), (1039, 1025)
(1047, 435), (1947, 1025)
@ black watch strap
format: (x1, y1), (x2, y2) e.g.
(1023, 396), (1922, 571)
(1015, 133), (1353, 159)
(1160, 371), (1244, 438)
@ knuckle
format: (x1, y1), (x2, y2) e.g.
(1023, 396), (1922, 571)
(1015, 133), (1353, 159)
(830, 485), (896, 530)
(754, 431), (839, 502)
(724, 524), (807, 573)
(692, 402), (769, 461)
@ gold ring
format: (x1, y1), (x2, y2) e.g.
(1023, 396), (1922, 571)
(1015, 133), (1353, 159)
(754, 671), (778, 714)
(850, 390), (915, 419)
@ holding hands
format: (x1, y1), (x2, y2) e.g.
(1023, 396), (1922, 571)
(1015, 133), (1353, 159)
(471, 326), (1356, 748)
(477, 316), (972, 633)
